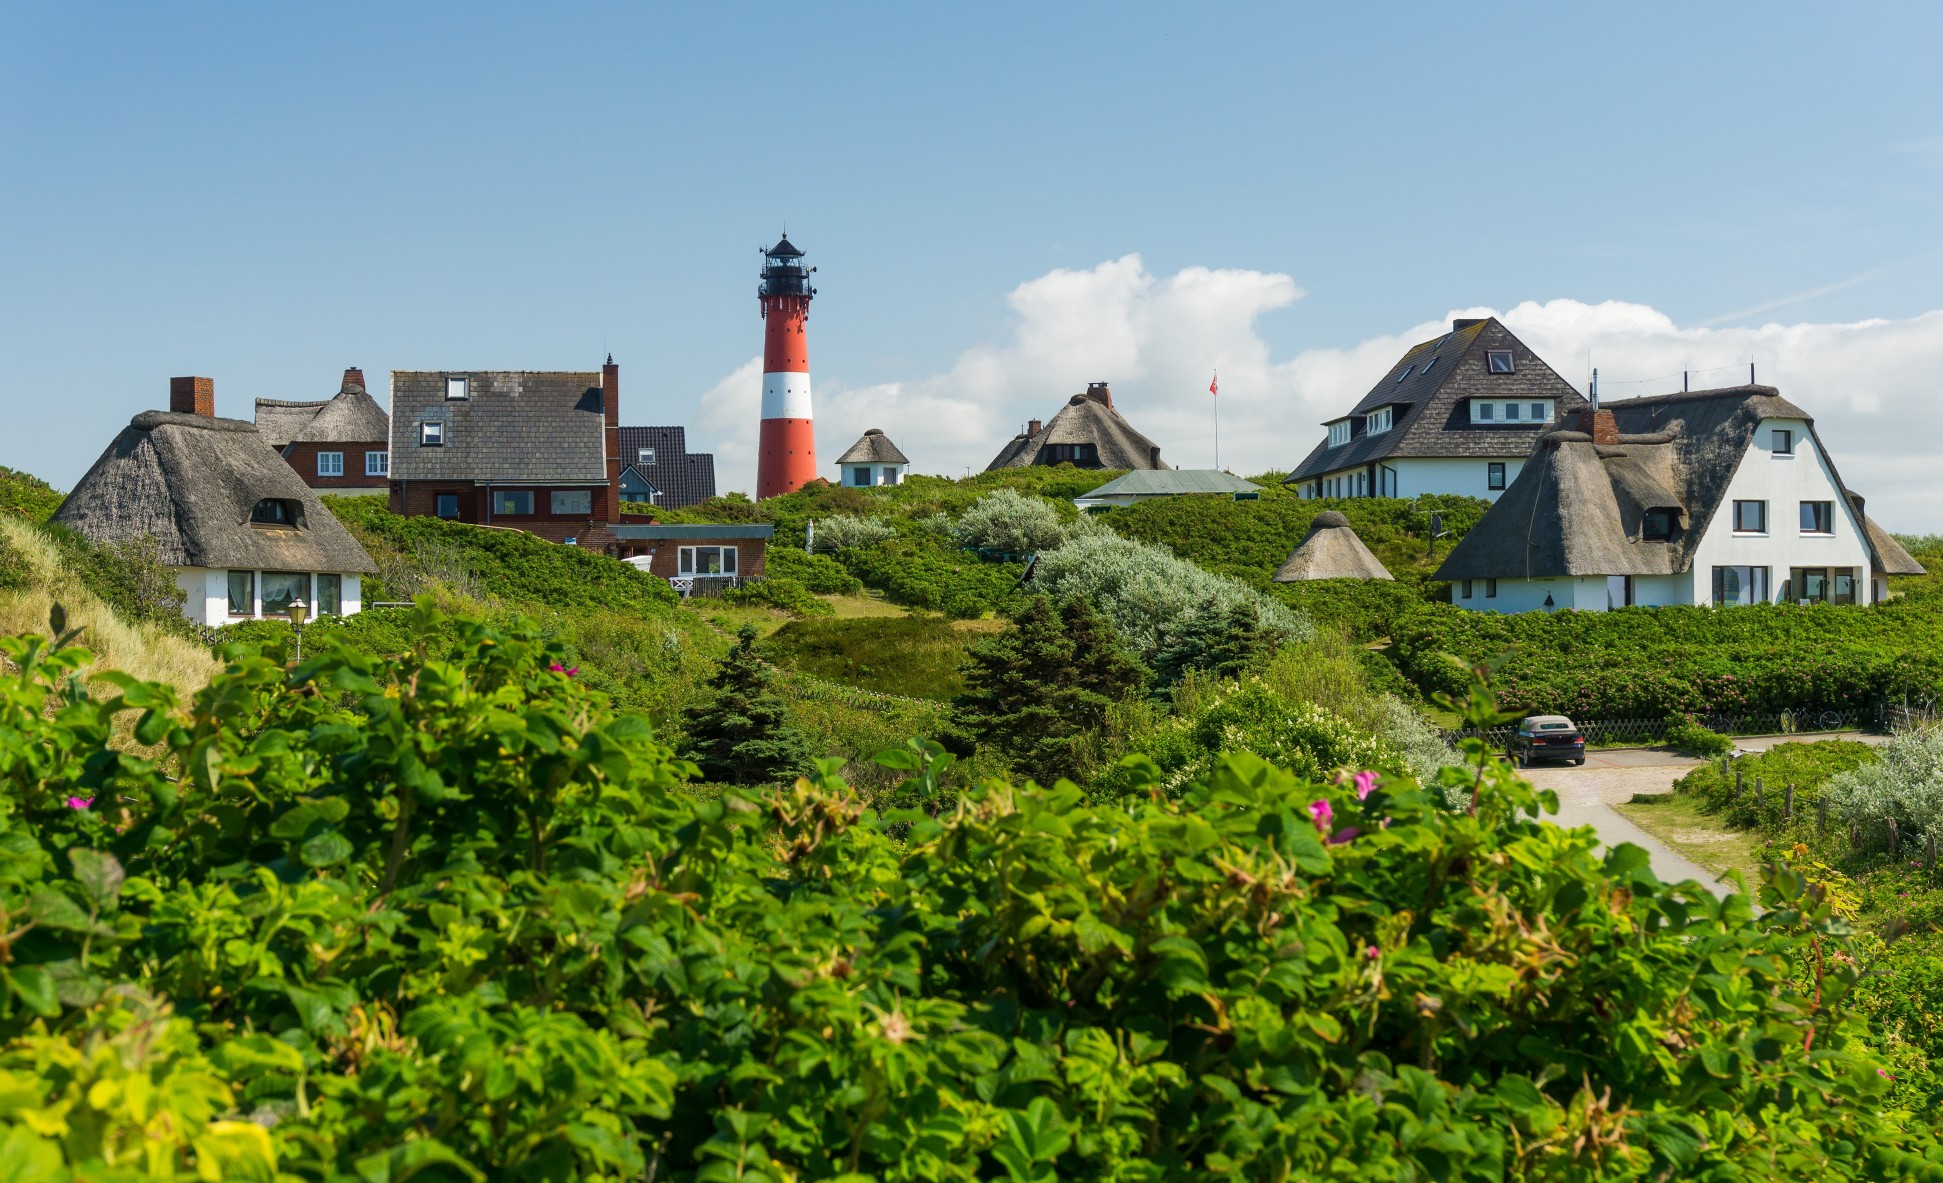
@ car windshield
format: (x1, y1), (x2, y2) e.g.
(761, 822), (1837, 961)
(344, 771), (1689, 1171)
(1537, 722), (1574, 731)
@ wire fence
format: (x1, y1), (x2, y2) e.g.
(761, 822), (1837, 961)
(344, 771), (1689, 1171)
(1450, 705), (1875, 750)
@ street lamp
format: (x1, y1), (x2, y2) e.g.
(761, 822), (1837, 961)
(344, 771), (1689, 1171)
(287, 598), (308, 663)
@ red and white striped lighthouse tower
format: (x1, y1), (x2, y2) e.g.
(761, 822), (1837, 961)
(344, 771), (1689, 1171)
(755, 234), (818, 499)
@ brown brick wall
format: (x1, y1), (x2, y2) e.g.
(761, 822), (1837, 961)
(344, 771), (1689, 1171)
(602, 361), (622, 523)
(170, 376), (214, 417)
(389, 482), (618, 545)
(618, 538), (767, 580)
(283, 441), (389, 489)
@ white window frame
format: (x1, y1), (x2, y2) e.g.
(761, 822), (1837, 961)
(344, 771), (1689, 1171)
(316, 451), (344, 477)
(1327, 421), (1351, 447)
(677, 545), (738, 576)
(636, 447), (656, 465)
(366, 450), (389, 476)
(1486, 350), (1515, 374)
(1365, 407), (1392, 435)
(446, 375), (469, 401)
(1504, 402), (1521, 421)
(420, 422), (444, 447)
(1477, 401), (1497, 421)
(1529, 402), (1549, 422)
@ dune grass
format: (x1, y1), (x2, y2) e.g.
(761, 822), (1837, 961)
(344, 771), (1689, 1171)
(759, 614), (979, 701)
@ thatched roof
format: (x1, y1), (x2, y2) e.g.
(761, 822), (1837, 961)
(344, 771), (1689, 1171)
(52, 411), (376, 573)
(1435, 385), (1923, 581)
(1273, 511), (1394, 581)
(836, 428), (909, 465)
(986, 385), (1166, 471)
(1285, 317), (1590, 484)
(255, 373), (389, 447)
(1855, 495), (1926, 575)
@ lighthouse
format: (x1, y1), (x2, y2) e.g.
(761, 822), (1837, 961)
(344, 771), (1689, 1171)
(755, 233), (818, 499)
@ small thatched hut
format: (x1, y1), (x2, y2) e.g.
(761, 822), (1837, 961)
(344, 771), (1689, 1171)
(1273, 511), (1394, 581)
(54, 410), (376, 625)
(835, 428), (911, 487)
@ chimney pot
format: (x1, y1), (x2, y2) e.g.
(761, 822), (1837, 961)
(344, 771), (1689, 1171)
(1577, 408), (1619, 444)
(169, 376), (214, 417)
(1085, 381), (1113, 407)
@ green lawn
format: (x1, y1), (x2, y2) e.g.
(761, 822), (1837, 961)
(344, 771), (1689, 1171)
(1616, 791), (1768, 886)
(758, 614), (981, 700)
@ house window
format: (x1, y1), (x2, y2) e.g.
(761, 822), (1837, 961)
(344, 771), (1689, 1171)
(420, 422), (444, 447)
(366, 451), (389, 476)
(317, 451), (344, 477)
(1460, 579), (1474, 599)
(1833, 571), (1857, 604)
(1366, 407), (1392, 434)
(636, 447), (656, 465)
(678, 545), (737, 576)
(1712, 566), (1771, 606)
(551, 490), (592, 515)
(1485, 578), (1498, 598)
(1044, 443), (1099, 465)
(250, 498), (297, 525)
(1478, 402), (1496, 421)
(435, 493), (459, 519)
(493, 490), (535, 516)
(260, 572), (309, 617)
(1607, 575), (1634, 608)
(1504, 403), (1521, 421)
(1642, 508), (1678, 540)
(1328, 421), (1351, 447)
(1732, 500), (1768, 534)
(851, 466), (872, 486)
(1772, 429), (1793, 456)
(885, 469), (901, 486)
(1800, 501), (1834, 535)
(316, 573), (342, 616)
(1487, 462), (1506, 490)
(1789, 568), (1831, 604)
(1530, 402), (1549, 421)
(1487, 350), (1515, 374)
(227, 570), (254, 617)
(446, 376), (469, 401)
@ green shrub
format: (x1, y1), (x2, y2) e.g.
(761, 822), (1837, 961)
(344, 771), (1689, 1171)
(0, 466), (62, 524)
(1827, 725), (1943, 843)
(0, 609), (1937, 1178)
(763, 544), (863, 595)
(39, 526), (188, 632)
(1673, 739), (1879, 829)
(1665, 714), (1735, 758)
(835, 535), (1023, 619)
(951, 488), (1070, 554)
(720, 575), (835, 617)
(0, 528), (28, 593)
(810, 513), (896, 552)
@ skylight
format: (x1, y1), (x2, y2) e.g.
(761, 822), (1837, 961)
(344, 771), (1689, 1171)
(1486, 350), (1515, 374)
(1421, 357), (1436, 375)
(1396, 366), (1412, 383)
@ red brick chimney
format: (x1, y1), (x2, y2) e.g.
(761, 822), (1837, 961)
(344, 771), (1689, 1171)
(602, 356), (621, 523)
(1577, 408), (1619, 444)
(1027, 418), (1043, 436)
(341, 367), (366, 393)
(169, 376), (214, 417)
(1085, 381), (1114, 408)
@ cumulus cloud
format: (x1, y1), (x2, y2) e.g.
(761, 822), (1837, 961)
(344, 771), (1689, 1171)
(694, 255), (1943, 529)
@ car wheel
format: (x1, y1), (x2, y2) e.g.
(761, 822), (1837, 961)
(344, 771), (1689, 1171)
(1574, 757), (1585, 766)
(1517, 753), (1528, 769)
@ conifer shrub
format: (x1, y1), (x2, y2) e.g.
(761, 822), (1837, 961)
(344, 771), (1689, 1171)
(680, 623), (814, 783)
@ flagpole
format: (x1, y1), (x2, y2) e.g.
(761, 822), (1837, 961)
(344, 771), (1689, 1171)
(1212, 369), (1220, 471)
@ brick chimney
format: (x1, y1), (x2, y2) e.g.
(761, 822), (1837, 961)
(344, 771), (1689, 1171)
(1027, 418), (1042, 436)
(341, 367), (366, 393)
(1085, 381), (1114, 408)
(602, 355), (621, 523)
(1577, 408), (1619, 444)
(169, 376), (214, 417)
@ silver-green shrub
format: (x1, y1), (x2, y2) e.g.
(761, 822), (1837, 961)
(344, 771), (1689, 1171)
(1827, 724), (1943, 838)
(951, 489), (1069, 555)
(810, 514), (896, 552)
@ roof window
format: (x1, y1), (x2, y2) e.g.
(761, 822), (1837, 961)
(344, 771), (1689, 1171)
(1421, 357), (1436, 375)
(1486, 350), (1515, 374)
(446, 375), (469, 401)
(1396, 366), (1412, 383)
(420, 421), (444, 447)
(250, 498), (299, 526)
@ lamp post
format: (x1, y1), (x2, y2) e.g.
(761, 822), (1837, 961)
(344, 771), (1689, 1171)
(287, 598), (308, 663)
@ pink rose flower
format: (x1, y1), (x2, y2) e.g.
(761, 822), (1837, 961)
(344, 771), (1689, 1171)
(65, 796), (92, 810)
(1365, 945), (1380, 960)
(1354, 770), (1378, 800)
(1308, 799), (1333, 831)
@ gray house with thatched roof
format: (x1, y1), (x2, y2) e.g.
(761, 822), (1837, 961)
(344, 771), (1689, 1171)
(1286, 317), (1590, 502)
(987, 383), (1166, 472)
(54, 404), (376, 626)
(1434, 386), (1922, 613)
(835, 428), (910, 487)
(1273, 512), (1393, 581)
(255, 367), (391, 495)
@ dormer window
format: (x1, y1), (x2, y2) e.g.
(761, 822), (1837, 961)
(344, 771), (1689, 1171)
(637, 447), (656, 465)
(1486, 350), (1515, 374)
(1328, 420), (1352, 447)
(1477, 402), (1496, 421)
(1504, 403), (1521, 420)
(446, 376), (469, 401)
(1642, 508), (1679, 540)
(250, 498), (298, 526)
(1365, 407), (1393, 435)
(1530, 402), (1549, 422)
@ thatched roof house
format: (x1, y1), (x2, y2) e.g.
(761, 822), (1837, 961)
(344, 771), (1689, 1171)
(54, 409), (375, 625)
(256, 368), (392, 495)
(1273, 511), (1394, 581)
(1434, 386), (1921, 612)
(986, 382), (1166, 471)
(835, 428), (911, 487)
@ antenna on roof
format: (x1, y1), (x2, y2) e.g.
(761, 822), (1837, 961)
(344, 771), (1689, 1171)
(1751, 362), (1756, 385)
(1590, 367), (1599, 411)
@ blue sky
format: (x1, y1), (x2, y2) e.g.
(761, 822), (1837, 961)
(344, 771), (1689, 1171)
(6, 3), (1943, 521)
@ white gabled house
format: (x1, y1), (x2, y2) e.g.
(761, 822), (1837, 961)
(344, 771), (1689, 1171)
(834, 428), (911, 487)
(1434, 385), (1923, 612)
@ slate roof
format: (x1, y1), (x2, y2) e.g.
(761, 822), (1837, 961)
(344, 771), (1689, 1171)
(53, 411), (375, 573)
(1434, 385), (1923, 581)
(1078, 469), (1259, 498)
(1285, 317), (1590, 483)
(1273, 511), (1394, 581)
(391, 372), (607, 483)
(986, 386), (1166, 471)
(618, 426), (717, 509)
(836, 428), (910, 466)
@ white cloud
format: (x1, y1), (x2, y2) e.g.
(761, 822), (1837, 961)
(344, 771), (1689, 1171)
(693, 256), (1943, 530)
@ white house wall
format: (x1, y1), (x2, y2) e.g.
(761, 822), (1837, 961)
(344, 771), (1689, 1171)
(169, 567), (365, 626)
(1300, 455), (1526, 502)
(1683, 417), (1873, 606)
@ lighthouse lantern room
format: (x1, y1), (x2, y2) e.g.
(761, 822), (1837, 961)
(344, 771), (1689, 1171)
(756, 234), (818, 499)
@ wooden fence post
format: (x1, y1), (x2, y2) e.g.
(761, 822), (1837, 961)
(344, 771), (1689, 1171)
(1734, 767), (1744, 799)
(1817, 796), (1829, 830)
(1754, 776), (1765, 812)
(1784, 783), (1794, 822)
(1927, 832), (1937, 874)
(1889, 817), (1900, 860)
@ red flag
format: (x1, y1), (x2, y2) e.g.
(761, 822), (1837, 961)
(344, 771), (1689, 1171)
(1209, 372), (1218, 397)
